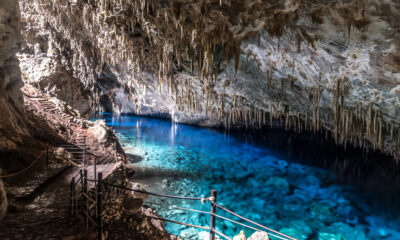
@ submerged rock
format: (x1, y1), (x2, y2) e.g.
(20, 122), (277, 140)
(279, 220), (312, 240)
(310, 202), (338, 224)
(263, 177), (290, 196)
(318, 222), (367, 240)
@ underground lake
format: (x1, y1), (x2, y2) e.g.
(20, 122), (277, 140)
(94, 113), (400, 240)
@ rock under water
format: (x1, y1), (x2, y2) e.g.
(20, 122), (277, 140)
(98, 114), (400, 240)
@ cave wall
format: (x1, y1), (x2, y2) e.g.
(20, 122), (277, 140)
(0, 0), (29, 153)
(18, 0), (400, 159)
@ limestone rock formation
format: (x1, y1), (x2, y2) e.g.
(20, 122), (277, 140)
(248, 231), (270, 240)
(16, 0), (400, 159)
(0, 169), (7, 220)
(0, 0), (27, 153)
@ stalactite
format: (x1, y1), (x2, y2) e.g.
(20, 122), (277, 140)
(373, 109), (377, 150)
(396, 127), (400, 160)
(367, 102), (372, 139)
(269, 103), (273, 128)
(280, 78), (285, 100)
(379, 111), (383, 150)
(391, 120), (394, 142)
(305, 110), (308, 131)
(263, 109), (266, 125)
(284, 105), (289, 130)
(234, 42), (240, 74)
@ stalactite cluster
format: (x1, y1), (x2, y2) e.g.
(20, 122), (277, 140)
(19, 0), (400, 161)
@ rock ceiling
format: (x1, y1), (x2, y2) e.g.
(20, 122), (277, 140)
(15, 0), (400, 159)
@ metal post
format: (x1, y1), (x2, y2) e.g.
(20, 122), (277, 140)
(84, 170), (88, 229)
(209, 189), (217, 240)
(97, 172), (103, 240)
(70, 177), (75, 216)
(94, 157), (97, 187)
(83, 138), (86, 166)
(80, 170), (83, 187)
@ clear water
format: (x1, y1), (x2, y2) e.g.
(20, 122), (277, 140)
(94, 114), (400, 240)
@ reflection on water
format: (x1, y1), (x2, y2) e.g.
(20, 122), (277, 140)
(94, 114), (400, 240)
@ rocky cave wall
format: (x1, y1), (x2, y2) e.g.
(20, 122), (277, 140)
(0, 0), (29, 153)
(18, 0), (400, 159)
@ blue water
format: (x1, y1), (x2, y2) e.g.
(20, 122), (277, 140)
(94, 114), (400, 240)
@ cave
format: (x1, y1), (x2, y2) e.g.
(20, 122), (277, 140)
(1, 0), (400, 239)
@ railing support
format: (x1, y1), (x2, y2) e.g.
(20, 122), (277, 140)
(70, 177), (75, 216)
(94, 157), (97, 187)
(209, 189), (217, 240)
(97, 172), (103, 240)
(84, 170), (88, 229)
(83, 137), (86, 166)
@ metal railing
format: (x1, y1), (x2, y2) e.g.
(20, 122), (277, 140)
(70, 171), (297, 240)
(60, 137), (117, 181)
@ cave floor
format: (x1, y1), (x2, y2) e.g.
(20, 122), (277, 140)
(0, 167), (93, 240)
(0, 160), (125, 240)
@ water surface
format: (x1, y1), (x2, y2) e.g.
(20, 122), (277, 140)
(94, 114), (400, 240)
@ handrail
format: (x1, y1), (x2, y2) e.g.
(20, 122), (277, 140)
(72, 173), (297, 240)
(93, 180), (204, 201)
(172, 206), (291, 240)
(0, 150), (46, 178)
(216, 203), (297, 240)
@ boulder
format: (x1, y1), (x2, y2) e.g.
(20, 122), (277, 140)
(248, 231), (270, 240)
(233, 230), (247, 240)
(54, 147), (72, 161)
(123, 195), (143, 214)
(88, 120), (108, 143)
(198, 231), (220, 240)
(125, 164), (136, 177)
(0, 169), (7, 220)
(131, 183), (149, 201)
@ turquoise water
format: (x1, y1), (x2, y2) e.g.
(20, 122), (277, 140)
(95, 114), (400, 240)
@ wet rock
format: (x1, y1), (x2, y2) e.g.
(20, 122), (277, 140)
(131, 183), (149, 201)
(161, 179), (170, 189)
(0, 169), (7, 220)
(248, 231), (270, 240)
(54, 147), (72, 161)
(88, 120), (108, 143)
(198, 231), (220, 240)
(123, 195), (143, 214)
(180, 227), (198, 239)
(233, 230), (247, 240)
(125, 164), (136, 178)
